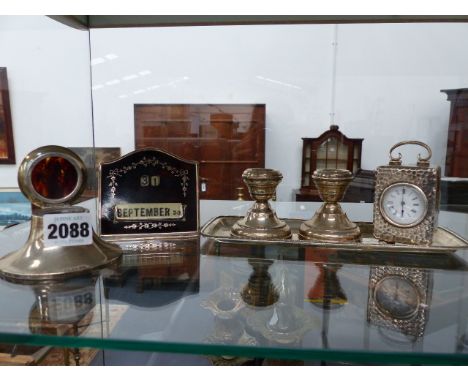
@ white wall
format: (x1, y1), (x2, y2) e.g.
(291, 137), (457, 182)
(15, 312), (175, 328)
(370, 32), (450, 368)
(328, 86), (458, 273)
(90, 25), (334, 201)
(334, 23), (468, 170)
(90, 23), (468, 201)
(0, 16), (93, 187)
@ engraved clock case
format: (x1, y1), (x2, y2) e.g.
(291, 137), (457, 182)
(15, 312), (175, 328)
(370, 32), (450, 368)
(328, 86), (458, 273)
(373, 141), (441, 245)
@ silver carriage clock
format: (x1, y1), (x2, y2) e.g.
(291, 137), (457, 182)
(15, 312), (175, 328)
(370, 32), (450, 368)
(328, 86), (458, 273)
(373, 141), (441, 245)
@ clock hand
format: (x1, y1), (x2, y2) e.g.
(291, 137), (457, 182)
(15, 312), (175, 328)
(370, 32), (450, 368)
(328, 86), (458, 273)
(400, 188), (406, 218)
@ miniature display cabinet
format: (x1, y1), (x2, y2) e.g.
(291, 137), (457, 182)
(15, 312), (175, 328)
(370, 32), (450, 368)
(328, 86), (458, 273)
(134, 104), (265, 200)
(295, 125), (369, 202)
(441, 88), (468, 177)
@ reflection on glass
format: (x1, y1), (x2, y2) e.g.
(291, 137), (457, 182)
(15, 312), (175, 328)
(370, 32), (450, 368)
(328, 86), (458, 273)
(201, 287), (256, 365)
(327, 137), (336, 152)
(104, 243), (200, 300)
(307, 263), (347, 310)
(317, 142), (327, 160)
(354, 145), (359, 160)
(28, 276), (98, 366)
(337, 160), (347, 170)
(375, 277), (419, 319)
(458, 329), (468, 353)
(338, 142), (348, 160)
(316, 159), (327, 169)
(367, 266), (433, 342)
(0, 273), (95, 366)
(241, 259), (279, 307)
(245, 265), (318, 346)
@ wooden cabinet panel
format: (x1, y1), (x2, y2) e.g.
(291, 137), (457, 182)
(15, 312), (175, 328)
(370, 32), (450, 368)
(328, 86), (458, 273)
(296, 125), (364, 201)
(441, 89), (468, 177)
(135, 104), (265, 200)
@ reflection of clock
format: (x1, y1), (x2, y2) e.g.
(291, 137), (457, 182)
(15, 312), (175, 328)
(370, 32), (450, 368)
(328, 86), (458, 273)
(373, 141), (440, 245)
(367, 266), (433, 340)
(374, 276), (420, 319)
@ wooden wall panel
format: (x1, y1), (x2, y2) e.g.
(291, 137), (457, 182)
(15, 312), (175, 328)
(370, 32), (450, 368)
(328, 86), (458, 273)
(135, 104), (265, 200)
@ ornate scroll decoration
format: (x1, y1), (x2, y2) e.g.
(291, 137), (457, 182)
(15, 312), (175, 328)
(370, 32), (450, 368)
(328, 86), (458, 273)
(123, 222), (177, 230)
(106, 156), (190, 198)
(122, 241), (177, 252)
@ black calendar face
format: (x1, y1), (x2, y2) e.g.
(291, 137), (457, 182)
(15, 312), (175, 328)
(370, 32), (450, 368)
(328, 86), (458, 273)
(99, 149), (199, 237)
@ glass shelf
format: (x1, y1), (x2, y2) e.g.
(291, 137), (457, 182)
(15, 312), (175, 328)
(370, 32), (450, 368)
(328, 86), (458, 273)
(0, 201), (468, 365)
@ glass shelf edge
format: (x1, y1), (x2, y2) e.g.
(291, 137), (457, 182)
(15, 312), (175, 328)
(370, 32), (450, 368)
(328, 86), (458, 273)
(0, 333), (468, 365)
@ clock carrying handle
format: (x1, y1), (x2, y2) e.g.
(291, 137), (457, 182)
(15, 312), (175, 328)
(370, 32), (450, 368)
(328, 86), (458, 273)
(388, 141), (432, 168)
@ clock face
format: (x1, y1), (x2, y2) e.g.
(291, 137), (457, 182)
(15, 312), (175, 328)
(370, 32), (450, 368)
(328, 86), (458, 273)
(379, 183), (428, 227)
(374, 276), (420, 319)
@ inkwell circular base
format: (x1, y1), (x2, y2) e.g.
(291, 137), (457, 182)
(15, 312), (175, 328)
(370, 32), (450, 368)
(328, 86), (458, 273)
(299, 169), (361, 242)
(231, 168), (291, 240)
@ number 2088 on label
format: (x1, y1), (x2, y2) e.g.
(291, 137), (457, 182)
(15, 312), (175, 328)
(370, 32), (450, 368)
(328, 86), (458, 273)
(43, 212), (93, 248)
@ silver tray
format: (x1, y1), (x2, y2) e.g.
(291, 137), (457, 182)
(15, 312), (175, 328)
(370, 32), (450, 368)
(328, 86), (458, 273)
(201, 216), (468, 253)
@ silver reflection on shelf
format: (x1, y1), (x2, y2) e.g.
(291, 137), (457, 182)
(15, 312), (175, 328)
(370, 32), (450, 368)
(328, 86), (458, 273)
(245, 265), (318, 345)
(241, 259), (279, 308)
(367, 265), (433, 341)
(28, 276), (99, 366)
(201, 287), (256, 366)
